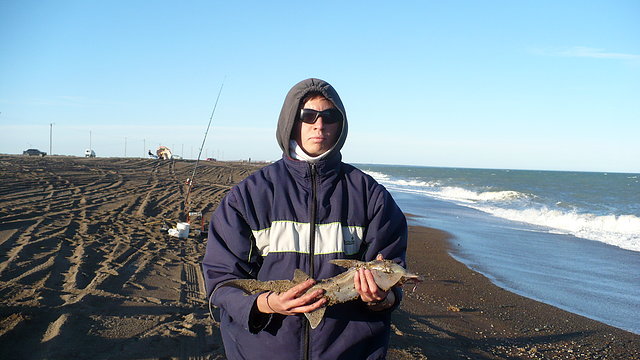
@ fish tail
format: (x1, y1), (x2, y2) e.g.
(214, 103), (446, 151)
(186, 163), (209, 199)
(304, 306), (327, 329)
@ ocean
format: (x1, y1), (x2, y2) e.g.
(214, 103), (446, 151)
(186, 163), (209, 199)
(356, 164), (640, 335)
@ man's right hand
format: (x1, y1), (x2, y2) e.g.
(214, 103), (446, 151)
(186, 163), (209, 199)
(256, 279), (326, 315)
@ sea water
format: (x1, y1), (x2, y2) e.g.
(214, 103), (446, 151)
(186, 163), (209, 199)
(356, 164), (640, 334)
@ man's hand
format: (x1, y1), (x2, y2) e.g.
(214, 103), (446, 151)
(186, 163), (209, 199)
(354, 254), (396, 310)
(257, 279), (326, 315)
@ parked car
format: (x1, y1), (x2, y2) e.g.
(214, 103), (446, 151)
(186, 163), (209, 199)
(23, 149), (46, 157)
(85, 149), (96, 158)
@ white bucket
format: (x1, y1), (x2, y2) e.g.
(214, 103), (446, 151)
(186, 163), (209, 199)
(176, 222), (190, 238)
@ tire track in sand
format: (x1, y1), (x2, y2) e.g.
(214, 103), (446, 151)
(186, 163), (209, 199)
(0, 155), (260, 359)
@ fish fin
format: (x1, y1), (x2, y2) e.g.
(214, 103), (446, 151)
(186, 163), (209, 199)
(293, 269), (311, 283)
(329, 259), (363, 269)
(304, 306), (326, 329)
(372, 272), (403, 291)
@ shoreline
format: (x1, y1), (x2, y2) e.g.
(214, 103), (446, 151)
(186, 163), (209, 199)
(388, 225), (640, 359)
(1, 156), (638, 359)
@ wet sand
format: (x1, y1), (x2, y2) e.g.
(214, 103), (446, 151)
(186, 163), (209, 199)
(0, 155), (638, 359)
(389, 226), (639, 359)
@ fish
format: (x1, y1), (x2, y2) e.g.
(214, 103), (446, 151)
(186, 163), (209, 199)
(214, 259), (423, 329)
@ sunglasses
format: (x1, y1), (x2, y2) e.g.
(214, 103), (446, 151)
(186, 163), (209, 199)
(299, 108), (343, 124)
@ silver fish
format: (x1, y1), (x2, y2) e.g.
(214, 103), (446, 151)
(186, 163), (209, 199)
(215, 259), (423, 329)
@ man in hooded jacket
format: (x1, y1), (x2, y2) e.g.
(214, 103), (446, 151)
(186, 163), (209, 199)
(202, 78), (408, 360)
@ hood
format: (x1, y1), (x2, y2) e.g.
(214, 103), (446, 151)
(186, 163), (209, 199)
(276, 78), (348, 158)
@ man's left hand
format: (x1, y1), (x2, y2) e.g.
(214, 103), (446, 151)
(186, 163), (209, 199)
(354, 254), (392, 305)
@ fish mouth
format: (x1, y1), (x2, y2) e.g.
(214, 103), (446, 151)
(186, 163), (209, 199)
(402, 274), (424, 285)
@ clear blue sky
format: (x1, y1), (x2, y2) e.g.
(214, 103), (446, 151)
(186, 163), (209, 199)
(1, 1), (639, 172)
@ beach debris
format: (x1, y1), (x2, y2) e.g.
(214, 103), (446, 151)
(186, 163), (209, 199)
(447, 305), (461, 312)
(391, 323), (404, 336)
(168, 222), (190, 239)
(215, 259), (423, 329)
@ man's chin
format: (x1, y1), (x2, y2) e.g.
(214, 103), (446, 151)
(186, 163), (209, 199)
(304, 144), (327, 156)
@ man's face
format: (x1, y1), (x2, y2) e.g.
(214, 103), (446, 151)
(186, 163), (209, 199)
(292, 97), (341, 157)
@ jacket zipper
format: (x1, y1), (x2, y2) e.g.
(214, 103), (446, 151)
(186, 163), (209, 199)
(304, 162), (318, 360)
(309, 163), (317, 278)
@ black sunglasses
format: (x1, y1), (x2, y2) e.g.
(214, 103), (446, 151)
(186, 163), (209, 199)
(299, 108), (343, 124)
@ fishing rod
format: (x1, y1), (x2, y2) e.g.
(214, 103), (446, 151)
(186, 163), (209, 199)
(183, 79), (225, 221)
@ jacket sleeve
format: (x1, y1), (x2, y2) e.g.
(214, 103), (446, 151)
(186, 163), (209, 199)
(202, 188), (269, 333)
(363, 184), (408, 310)
(364, 184), (408, 265)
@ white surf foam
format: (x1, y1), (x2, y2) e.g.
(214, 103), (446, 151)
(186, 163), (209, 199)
(365, 171), (391, 182)
(365, 171), (526, 203)
(435, 187), (526, 203)
(479, 206), (640, 252)
(365, 170), (640, 252)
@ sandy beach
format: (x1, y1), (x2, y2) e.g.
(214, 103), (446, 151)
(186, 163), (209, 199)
(1, 155), (638, 359)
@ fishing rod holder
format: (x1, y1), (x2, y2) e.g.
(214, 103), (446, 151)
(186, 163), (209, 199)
(186, 211), (206, 237)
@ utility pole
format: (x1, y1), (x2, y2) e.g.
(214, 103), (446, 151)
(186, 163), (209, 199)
(49, 123), (53, 155)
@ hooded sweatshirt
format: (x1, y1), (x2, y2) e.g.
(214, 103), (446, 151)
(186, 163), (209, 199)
(202, 78), (408, 360)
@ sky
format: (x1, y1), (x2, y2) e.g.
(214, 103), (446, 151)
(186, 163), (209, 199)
(1, 0), (639, 173)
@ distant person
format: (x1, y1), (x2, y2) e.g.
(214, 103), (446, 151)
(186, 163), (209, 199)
(202, 78), (408, 359)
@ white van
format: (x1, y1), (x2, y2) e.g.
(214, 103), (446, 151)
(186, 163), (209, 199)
(85, 149), (96, 158)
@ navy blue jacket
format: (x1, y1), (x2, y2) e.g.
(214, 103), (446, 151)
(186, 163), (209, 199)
(202, 78), (408, 360)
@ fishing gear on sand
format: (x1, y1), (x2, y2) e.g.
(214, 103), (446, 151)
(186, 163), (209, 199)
(166, 79), (224, 239)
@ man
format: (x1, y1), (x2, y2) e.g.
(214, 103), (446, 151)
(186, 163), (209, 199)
(202, 78), (407, 359)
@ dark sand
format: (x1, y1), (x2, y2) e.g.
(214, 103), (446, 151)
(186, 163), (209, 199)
(0, 155), (638, 359)
(389, 226), (640, 359)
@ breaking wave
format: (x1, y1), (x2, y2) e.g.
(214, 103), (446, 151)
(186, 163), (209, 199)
(365, 170), (640, 252)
